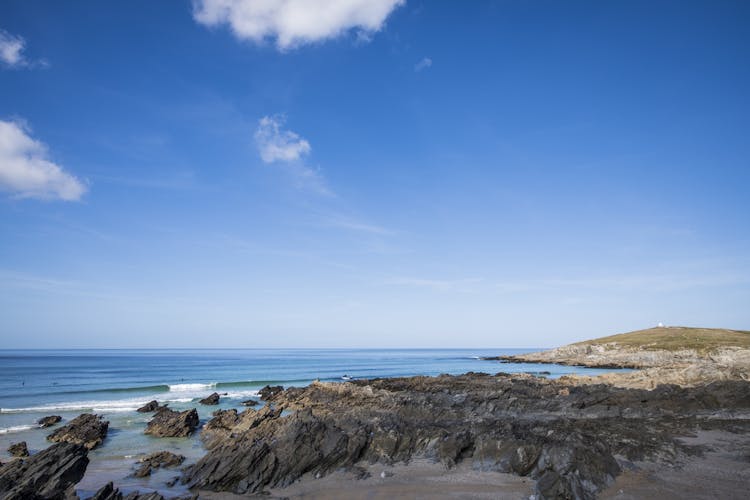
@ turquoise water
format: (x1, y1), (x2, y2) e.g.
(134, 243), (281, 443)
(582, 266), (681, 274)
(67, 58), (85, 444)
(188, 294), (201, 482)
(0, 349), (626, 496)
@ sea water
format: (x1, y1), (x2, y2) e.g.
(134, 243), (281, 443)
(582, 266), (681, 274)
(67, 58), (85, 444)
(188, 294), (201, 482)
(0, 348), (626, 496)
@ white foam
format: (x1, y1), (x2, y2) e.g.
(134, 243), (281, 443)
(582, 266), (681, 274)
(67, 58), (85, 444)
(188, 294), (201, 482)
(224, 390), (260, 399)
(168, 383), (217, 392)
(0, 424), (37, 434)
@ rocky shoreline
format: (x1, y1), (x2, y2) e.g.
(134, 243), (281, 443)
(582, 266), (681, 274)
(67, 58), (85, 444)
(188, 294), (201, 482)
(2, 328), (749, 499)
(496, 326), (750, 389)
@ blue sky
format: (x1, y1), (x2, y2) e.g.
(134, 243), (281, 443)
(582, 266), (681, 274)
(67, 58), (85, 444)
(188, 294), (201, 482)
(1, 0), (748, 348)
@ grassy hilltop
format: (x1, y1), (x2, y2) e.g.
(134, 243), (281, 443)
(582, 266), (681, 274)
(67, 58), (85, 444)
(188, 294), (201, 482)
(574, 326), (750, 353)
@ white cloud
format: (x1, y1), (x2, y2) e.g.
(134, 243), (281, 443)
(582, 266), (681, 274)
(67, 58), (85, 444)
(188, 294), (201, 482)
(254, 115), (330, 195)
(0, 30), (26, 67)
(254, 115), (311, 163)
(192, 0), (405, 50)
(0, 119), (87, 201)
(414, 57), (432, 72)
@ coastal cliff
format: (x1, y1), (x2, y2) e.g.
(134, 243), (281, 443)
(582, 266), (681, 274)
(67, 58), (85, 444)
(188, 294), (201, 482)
(499, 326), (750, 389)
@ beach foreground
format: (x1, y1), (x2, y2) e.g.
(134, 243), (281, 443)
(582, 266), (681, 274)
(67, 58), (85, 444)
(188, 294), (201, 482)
(2, 328), (750, 499)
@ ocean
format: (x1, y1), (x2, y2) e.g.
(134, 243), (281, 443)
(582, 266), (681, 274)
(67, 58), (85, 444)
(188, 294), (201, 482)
(0, 348), (625, 496)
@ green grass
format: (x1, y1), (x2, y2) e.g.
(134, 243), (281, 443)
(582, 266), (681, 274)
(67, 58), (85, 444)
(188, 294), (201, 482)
(574, 326), (750, 353)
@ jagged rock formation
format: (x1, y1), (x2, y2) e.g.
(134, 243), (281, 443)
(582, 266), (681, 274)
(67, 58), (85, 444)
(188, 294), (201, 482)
(7, 442), (29, 458)
(136, 401), (165, 413)
(0, 442), (88, 499)
(144, 408), (199, 438)
(198, 393), (220, 405)
(258, 385), (283, 400)
(47, 414), (109, 450)
(132, 451), (185, 478)
(89, 481), (196, 500)
(182, 373), (750, 499)
(37, 416), (62, 428)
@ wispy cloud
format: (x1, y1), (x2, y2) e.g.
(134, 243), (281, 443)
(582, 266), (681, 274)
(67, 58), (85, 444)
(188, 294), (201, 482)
(254, 115), (330, 195)
(321, 213), (394, 235)
(192, 0), (405, 51)
(383, 276), (483, 293)
(0, 29), (47, 69)
(255, 115), (311, 163)
(493, 271), (750, 294)
(414, 57), (432, 72)
(0, 119), (87, 201)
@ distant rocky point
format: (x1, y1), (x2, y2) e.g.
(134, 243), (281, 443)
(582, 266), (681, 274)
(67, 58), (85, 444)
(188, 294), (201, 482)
(498, 326), (750, 388)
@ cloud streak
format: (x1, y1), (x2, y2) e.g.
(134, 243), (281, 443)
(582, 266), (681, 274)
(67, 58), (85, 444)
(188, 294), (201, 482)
(0, 30), (26, 67)
(192, 0), (404, 50)
(254, 115), (330, 195)
(0, 30), (47, 68)
(0, 119), (87, 201)
(414, 57), (432, 72)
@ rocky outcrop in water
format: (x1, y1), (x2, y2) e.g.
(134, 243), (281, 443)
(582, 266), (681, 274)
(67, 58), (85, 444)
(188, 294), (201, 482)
(136, 401), (165, 413)
(198, 393), (220, 405)
(182, 373), (750, 499)
(47, 414), (109, 450)
(258, 385), (283, 400)
(144, 408), (199, 438)
(240, 399), (258, 407)
(7, 442), (29, 458)
(132, 451), (185, 478)
(37, 416), (62, 428)
(0, 442), (88, 499)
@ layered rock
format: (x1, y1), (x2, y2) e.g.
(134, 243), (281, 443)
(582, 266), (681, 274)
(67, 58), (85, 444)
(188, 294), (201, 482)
(182, 374), (750, 499)
(37, 416), (62, 428)
(132, 451), (185, 478)
(90, 482), (197, 500)
(47, 413), (109, 450)
(0, 442), (88, 499)
(144, 408), (199, 438)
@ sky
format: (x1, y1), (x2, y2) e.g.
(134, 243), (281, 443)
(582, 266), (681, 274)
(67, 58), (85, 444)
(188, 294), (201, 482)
(1, 0), (749, 349)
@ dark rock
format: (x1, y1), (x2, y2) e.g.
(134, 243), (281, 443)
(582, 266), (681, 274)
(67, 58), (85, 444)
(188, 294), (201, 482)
(144, 408), (199, 438)
(136, 400), (165, 413)
(180, 375), (750, 500)
(0, 442), (88, 499)
(132, 451), (185, 477)
(240, 399), (258, 407)
(200, 406), (282, 451)
(8, 441), (29, 458)
(89, 482), (173, 500)
(199, 392), (220, 405)
(37, 416), (62, 428)
(47, 413), (109, 450)
(258, 385), (283, 401)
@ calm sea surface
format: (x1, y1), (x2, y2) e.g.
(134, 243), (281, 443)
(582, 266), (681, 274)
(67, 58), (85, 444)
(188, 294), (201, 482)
(0, 349), (626, 496)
